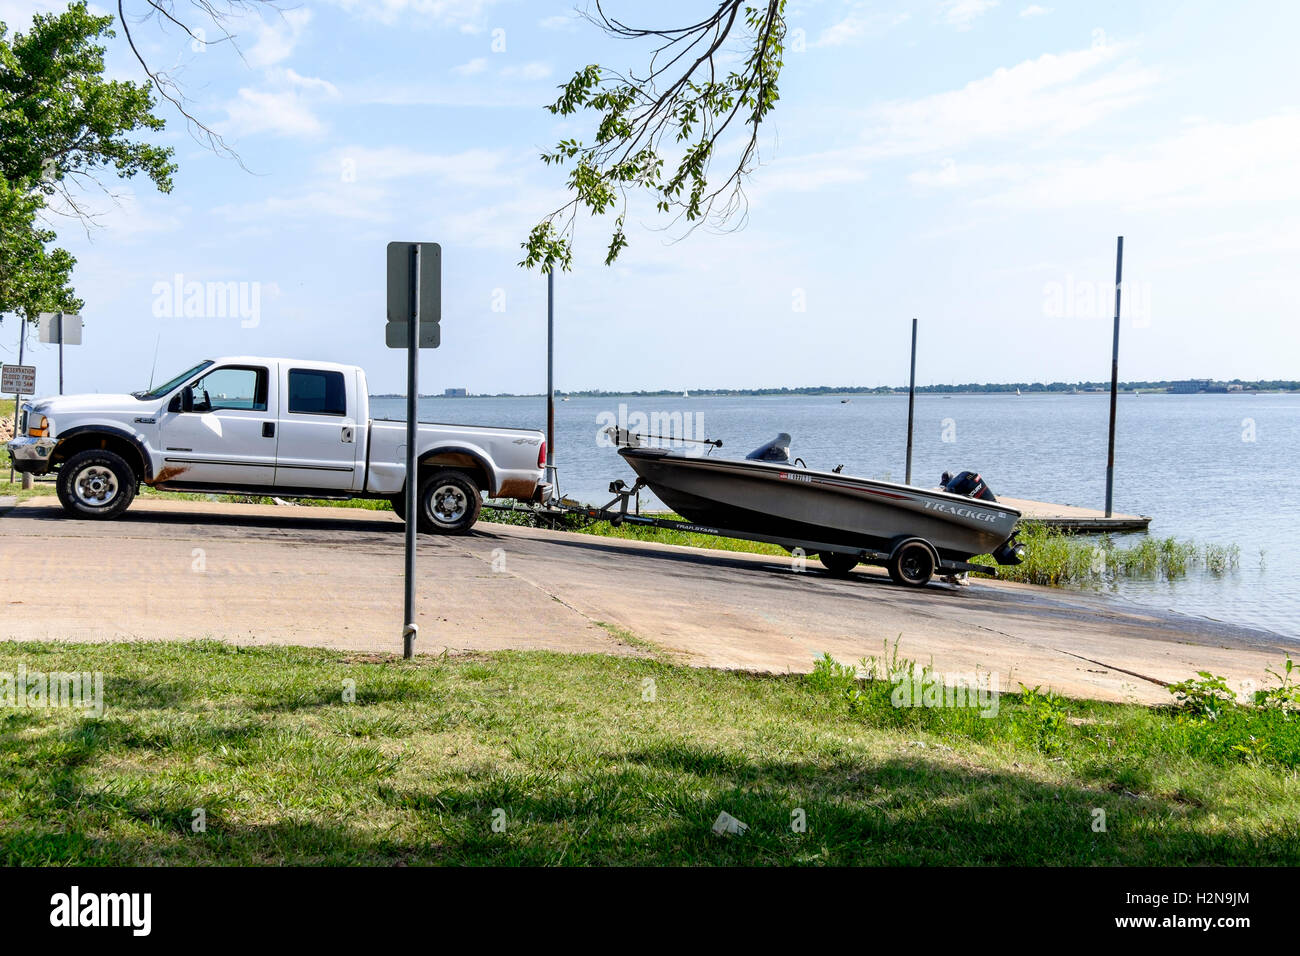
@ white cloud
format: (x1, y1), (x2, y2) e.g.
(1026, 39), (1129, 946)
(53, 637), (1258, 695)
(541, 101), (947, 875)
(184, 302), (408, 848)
(452, 57), (488, 76)
(862, 42), (1158, 155)
(814, 8), (909, 48)
(500, 61), (551, 81)
(324, 145), (517, 187)
(321, 0), (498, 28)
(973, 113), (1300, 209)
(213, 185), (393, 225)
(221, 71), (339, 139)
(939, 0), (999, 30)
(246, 8), (312, 69)
(538, 14), (578, 31)
(1019, 4), (1050, 17)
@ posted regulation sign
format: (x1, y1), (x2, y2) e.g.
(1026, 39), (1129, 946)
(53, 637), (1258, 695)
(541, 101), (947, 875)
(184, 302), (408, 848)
(1, 364), (36, 395)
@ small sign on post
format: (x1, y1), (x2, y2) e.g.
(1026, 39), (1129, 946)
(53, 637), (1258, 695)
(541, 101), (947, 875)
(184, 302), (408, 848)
(37, 312), (82, 345)
(1, 364), (36, 396)
(38, 311), (81, 395)
(385, 242), (441, 660)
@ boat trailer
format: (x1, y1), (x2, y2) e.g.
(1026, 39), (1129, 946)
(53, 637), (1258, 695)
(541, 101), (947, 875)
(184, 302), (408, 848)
(484, 476), (1002, 587)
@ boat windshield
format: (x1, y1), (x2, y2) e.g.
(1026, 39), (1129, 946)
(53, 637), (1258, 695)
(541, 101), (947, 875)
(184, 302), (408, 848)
(133, 360), (214, 400)
(746, 433), (792, 462)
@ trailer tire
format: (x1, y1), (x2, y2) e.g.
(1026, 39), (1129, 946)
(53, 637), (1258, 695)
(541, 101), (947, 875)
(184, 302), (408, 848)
(887, 538), (936, 587)
(416, 469), (481, 534)
(56, 448), (137, 520)
(818, 552), (859, 577)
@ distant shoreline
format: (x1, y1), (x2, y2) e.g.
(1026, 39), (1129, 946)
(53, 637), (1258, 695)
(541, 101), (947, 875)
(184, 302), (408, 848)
(373, 379), (1300, 400)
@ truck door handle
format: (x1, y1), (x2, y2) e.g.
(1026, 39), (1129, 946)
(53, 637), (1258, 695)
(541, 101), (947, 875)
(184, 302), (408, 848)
(262, 422), (275, 438)
(341, 426), (354, 443)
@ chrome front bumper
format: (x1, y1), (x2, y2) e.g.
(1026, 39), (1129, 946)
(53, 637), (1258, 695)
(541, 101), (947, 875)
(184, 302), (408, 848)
(6, 436), (57, 474)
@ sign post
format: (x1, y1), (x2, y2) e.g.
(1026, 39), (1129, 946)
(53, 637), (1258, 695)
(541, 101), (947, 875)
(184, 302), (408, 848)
(385, 242), (441, 659)
(5, 317), (34, 486)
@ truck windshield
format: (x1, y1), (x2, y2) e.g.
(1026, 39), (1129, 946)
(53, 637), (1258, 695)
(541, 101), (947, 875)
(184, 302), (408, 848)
(133, 360), (215, 400)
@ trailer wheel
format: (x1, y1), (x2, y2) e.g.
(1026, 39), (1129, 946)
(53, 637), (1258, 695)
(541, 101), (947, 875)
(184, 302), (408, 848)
(818, 552), (859, 577)
(56, 448), (137, 520)
(888, 539), (935, 587)
(416, 469), (481, 534)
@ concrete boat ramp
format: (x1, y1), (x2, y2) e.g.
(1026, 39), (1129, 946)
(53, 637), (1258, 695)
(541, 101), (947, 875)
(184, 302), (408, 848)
(1, 497), (1285, 705)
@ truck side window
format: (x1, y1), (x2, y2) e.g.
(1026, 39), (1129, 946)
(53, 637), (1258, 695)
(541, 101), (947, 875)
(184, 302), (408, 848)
(288, 369), (347, 416)
(191, 367), (268, 412)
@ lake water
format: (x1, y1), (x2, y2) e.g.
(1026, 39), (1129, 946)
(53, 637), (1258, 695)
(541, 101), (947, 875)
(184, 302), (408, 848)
(372, 392), (1300, 640)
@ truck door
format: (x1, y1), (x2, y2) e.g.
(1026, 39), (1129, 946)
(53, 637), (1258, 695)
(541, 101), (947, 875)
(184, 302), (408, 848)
(157, 364), (277, 486)
(274, 366), (360, 490)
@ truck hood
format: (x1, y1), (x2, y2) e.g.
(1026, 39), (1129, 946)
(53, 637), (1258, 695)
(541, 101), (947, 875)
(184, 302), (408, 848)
(30, 393), (152, 416)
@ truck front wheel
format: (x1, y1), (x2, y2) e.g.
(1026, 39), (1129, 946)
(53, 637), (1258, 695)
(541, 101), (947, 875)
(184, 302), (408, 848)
(56, 449), (138, 520)
(416, 469), (481, 534)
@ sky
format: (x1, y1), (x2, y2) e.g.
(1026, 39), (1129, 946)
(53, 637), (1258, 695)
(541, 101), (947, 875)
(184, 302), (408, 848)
(1, 0), (1298, 395)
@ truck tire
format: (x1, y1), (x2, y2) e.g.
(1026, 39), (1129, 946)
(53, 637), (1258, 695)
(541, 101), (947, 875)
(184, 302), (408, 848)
(56, 448), (137, 520)
(416, 469), (481, 534)
(390, 493), (406, 520)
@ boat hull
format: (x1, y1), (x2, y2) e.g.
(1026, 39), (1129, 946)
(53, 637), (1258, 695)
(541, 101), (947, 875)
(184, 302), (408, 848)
(619, 448), (1021, 561)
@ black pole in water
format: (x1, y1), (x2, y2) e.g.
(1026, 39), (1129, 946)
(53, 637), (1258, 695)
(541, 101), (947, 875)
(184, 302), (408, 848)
(905, 318), (917, 485)
(546, 269), (555, 497)
(1105, 236), (1124, 518)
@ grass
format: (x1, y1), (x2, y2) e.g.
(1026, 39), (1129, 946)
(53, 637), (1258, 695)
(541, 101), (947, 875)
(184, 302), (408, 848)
(971, 523), (1239, 588)
(1, 641), (1297, 866)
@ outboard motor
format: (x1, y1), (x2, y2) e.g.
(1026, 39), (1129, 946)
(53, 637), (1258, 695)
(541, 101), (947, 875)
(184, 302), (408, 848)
(746, 433), (792, 463)
(942, 470), (997, 502)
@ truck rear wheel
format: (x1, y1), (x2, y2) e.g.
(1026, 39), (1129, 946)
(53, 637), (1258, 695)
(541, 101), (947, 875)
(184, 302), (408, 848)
(416, 469), (481, 534)
(56, 449), (137, 520)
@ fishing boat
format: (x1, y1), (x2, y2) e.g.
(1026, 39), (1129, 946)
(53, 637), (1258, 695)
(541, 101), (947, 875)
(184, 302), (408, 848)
(616, 432), (1024, 586)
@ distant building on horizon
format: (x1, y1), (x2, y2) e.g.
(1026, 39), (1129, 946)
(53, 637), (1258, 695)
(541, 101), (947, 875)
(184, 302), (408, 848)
(1169, 379), (1212, 393)
(443, 387), (468, 397)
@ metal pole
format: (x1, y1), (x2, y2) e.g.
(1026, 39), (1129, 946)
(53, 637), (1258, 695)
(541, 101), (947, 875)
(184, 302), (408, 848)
(402, 245), (420, 659)
(57, 311), (64, 395)
(546, 269), (555, 494)
(1105, 236), (1124, 518)
(8, 318), (24, 484)
(905, 318), (917, 485)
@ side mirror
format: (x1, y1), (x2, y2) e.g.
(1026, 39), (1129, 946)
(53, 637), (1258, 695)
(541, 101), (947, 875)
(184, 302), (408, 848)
(180, 386), (195, 413)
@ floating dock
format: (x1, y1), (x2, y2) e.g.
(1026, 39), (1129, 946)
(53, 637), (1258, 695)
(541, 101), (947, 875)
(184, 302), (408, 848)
(999, 496), (1151, 533)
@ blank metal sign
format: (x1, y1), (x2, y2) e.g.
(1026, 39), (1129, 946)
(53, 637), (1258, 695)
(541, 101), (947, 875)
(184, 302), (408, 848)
(385, 242), (441, 324)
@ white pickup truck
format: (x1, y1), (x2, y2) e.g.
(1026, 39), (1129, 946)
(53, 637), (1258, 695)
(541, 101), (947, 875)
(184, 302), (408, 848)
(6, 356), (549, 533)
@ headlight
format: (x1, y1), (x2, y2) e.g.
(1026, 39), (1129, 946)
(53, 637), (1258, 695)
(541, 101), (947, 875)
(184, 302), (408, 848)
(27, 414), (49, 437)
